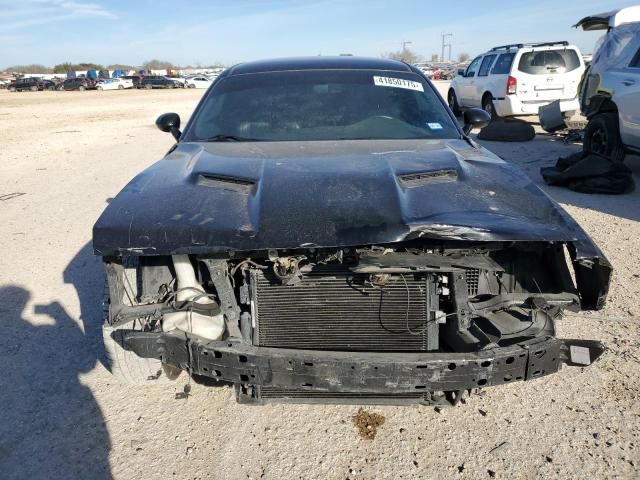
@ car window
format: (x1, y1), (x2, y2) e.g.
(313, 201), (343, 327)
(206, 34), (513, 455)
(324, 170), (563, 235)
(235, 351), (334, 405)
(186, 69), (460, 142)
(478, 55), (496, 76)
(465, 57), (482, 77)
(491, 53), (515, 74)
(518, 49), (581, 74)
(631, 47), (640, 68)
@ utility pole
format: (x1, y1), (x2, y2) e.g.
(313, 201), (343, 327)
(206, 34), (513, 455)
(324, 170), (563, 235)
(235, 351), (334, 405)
(441, 33), (452, 61)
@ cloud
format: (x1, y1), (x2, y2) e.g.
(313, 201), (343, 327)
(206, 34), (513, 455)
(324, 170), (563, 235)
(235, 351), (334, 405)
(0, 0), (116, 32)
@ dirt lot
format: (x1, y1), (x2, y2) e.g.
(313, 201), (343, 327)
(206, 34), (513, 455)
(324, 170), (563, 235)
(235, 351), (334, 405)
(0, 85), (639, 480)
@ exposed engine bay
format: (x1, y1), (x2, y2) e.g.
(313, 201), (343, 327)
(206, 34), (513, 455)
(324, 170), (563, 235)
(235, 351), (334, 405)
(104, 239), (605, 405)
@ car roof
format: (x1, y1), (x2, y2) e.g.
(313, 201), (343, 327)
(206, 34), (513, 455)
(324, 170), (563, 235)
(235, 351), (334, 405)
(227, 56), (413, 76)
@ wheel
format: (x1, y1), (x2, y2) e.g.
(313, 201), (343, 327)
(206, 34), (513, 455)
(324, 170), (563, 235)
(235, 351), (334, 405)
(583, 112), (626, 162)
(31, 85), (38, 91)
(78, 86), (85, 91)
(118, 85), (124, 90)
(101, 259), (181, 385)
(482, 94), (500, 121)
(97, 86), (103, 90)
(447, 89), (462, 116)
(145, 84), (152, 89)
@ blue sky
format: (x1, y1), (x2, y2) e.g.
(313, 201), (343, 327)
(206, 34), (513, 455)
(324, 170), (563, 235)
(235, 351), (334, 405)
(0, 0), (635, 68)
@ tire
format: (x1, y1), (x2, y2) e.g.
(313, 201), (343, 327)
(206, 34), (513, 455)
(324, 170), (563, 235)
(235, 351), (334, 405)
(78, 86), (85, 91)
(145, 84), (152, 89)
(447, 89), (462, 117)
(101, 260), (181, 385)
(118, 85), (124, 90)
(31, 86), (38, 91)
(97, 86), (103, 91)
(482, 94), (500, 121)
(583, 112), (626, 163)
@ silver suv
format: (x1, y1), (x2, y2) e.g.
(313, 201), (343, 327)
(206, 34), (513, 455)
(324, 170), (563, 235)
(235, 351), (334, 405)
(578, 7), (640, 161)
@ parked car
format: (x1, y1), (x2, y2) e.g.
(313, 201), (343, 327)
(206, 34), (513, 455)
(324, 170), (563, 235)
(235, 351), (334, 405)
(58, 77), (97, 91)
(94, 56), (610, 406)
(140, 75), (183, 89)
(8, 77), (45, 92)
(448, 41), (585, 120)
(121, 75), (143, 88)
(167, 75), (188, 86)
(185, 76), (213, 89)
(96, 78), (134, 90)
(577, 7), (640, 161)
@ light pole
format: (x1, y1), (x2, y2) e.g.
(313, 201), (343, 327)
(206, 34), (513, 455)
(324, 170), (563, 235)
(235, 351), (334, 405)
(441, 33), (452, 61)
(402, 41), (412, 55)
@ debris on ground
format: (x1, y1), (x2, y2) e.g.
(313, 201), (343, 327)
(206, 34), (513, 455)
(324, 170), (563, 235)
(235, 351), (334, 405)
(478, 119), (536, 142)
(353, 408), (385, 440)
(540, 152), (635, 194)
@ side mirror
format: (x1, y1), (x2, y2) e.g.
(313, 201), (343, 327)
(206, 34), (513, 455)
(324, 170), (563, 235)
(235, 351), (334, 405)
(156, 112), (181, 141)
(457, 69), (465, 76)
(462, 108), (491, 135)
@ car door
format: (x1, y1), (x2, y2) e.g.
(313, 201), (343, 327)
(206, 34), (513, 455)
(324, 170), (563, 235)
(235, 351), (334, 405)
(612, 46), (640, 148)
(475, 54), (497, 102)
(459, 56), (483, 106)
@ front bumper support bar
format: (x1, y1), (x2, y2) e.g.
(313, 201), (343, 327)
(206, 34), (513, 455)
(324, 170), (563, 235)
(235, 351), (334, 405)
(120, 331), (604, 395)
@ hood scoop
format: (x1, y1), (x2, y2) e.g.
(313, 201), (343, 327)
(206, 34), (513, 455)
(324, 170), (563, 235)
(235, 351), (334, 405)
(197, 174), (256, 194)
(398, 169), (458, 187)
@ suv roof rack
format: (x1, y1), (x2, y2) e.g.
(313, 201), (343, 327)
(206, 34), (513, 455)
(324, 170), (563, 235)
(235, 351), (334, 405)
(490, 41), (569, 52)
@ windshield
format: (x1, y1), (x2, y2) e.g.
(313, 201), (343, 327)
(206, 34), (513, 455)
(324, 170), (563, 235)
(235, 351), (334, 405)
(184, 70), (459, 142)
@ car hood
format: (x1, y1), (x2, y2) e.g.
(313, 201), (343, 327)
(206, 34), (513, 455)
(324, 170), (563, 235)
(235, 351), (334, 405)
(94, 139), (584, 255)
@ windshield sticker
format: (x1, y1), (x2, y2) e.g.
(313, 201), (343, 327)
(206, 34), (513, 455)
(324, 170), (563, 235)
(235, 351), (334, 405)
(427, 122), (443, 130)
(373, 76), (424, 92)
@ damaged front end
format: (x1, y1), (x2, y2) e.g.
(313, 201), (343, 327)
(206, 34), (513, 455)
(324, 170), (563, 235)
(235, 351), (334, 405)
(104, 238), (609, 405)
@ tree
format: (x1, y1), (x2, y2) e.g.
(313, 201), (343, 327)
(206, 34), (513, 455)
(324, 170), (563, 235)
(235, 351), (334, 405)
(107, 64), (136, 71)
(142, 59), (176, 71)
(5, 64), (52, 74)
(52, 62), (104, 73)
(458, 52), (470, 63)
(381, 47), (422, 64)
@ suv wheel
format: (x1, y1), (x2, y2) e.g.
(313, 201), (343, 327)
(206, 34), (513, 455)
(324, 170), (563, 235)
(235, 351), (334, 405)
(30, 85), (38, 91)
(482, 94), (500, 121)
(447, 89), (462, 117)
(78, 85), (85, 91)
(118, 84), (124, 90)
(583, 112), (625, 163)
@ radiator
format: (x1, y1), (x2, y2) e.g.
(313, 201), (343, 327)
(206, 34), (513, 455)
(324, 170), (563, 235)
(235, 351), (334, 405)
(251, 267), (438, 352)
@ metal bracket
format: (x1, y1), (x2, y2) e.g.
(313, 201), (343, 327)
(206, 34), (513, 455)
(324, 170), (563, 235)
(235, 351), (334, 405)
(201, 259), (242, 339)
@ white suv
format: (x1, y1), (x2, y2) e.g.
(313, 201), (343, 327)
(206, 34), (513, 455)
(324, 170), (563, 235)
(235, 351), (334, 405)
(577, 7), (640, 161)
(448, 41), (585, 120)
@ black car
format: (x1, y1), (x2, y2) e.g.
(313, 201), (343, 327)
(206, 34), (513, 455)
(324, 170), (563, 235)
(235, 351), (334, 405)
(9, 77), (45, 92)
(94, 57), (611, 406)
(140, 75), (182, 89)
(58, 77), (97, 91)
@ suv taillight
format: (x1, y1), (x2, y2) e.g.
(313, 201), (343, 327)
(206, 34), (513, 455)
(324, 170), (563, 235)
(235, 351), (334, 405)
(506, 76), (517, 95)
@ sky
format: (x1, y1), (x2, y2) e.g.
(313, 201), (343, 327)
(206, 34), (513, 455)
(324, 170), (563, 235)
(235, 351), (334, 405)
(0, 0), (636, 68)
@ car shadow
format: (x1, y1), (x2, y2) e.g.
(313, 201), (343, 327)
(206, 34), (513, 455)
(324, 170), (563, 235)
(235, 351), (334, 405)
(476, 132), (640, 223)
(0, 283), (111, 479)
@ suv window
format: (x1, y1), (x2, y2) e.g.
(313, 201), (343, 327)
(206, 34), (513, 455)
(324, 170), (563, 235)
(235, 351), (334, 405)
(465, 57), (482, 77)
(478, 55), (496, 76)
(491, 53), (515, 74)
(518, 49), (581, 74)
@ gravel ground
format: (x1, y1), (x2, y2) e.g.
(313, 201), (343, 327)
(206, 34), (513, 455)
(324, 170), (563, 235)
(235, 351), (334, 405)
(0, 84), (638, 480)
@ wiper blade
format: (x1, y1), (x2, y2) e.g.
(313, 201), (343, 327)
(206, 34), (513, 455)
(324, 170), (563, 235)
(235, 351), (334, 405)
(202, 134), (264, 142)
